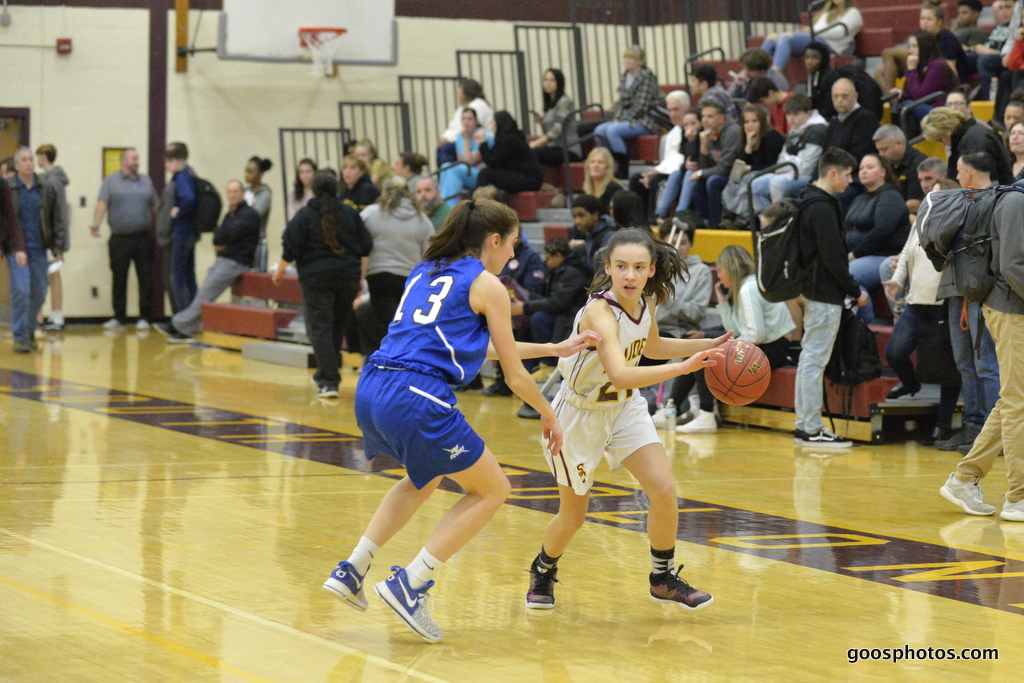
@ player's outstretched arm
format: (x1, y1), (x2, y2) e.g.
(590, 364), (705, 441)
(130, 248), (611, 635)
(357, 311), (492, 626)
(643, 321), (733, 360)
(485, 330), (601, 360)
(472, 271), (564, 454)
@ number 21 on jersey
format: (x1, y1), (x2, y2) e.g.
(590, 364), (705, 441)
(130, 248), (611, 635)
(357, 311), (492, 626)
(393, 274), (454, 325)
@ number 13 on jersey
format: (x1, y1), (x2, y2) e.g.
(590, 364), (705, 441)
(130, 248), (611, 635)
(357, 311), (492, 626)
(393, 274), (454, 325)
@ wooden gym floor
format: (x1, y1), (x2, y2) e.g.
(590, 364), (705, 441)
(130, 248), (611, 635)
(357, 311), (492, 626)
(1, 329), (1022, 682)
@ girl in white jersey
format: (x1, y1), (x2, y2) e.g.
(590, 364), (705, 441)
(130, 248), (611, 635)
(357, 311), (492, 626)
(526, 227), (730, 611)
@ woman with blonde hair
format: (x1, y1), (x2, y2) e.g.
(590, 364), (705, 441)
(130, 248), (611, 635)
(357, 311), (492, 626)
(921, 106), (1014, 184)
(762, 0), (863, 69)
(358, 176), (435, 356)
(353, 139), (393, 189)
(582, 147), (622, 214)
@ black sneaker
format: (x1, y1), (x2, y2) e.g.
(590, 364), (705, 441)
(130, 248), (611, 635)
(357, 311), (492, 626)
(798, 428), (852, 448)
(517, 403), (541, 420)
(43, 321), (65, 333)
(318, 384), (340, 399)
(525, 565), (558, 609)
(649, 566), (713, 610)
(957, 441), (976, 456)
(155, 322), (175, 337)
(483, 377), (513, 397)
(935, 427), (979, 452)
(887, 382), (921, 400)
(454, 374), (483, 392)
(793, 428), (810, 443)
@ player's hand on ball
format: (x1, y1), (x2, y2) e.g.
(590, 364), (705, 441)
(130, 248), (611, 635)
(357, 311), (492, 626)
(710, 330), (734, 348)
(554, 330), (601, 356)
(679, 346), (725, 374)
(541, 414), (563, 456)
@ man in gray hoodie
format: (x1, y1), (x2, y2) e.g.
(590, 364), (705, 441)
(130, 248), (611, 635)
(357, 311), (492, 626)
(939, 180), (1024, 522)
(35, 144), (69, 331)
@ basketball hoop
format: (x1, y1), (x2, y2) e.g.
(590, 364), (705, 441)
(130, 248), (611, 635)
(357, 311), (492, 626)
(299, 27), (346, 77)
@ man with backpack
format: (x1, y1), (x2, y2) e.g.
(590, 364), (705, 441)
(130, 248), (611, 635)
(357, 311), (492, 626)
(164, 142), (199, 312)
(793, 147), (868, 448)
(939, 157), (1024, 522)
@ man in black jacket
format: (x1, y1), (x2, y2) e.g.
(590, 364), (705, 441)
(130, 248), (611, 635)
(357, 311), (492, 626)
(157, 180), (260, 342)
(794, 148), (869, 448)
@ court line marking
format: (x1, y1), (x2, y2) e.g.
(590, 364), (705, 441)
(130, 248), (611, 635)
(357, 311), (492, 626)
(0, 574), (275, 683)
(0, 527), (450, 683)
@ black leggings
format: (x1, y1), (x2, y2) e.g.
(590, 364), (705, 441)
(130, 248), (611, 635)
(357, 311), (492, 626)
(477, 167), (543, 194)
(358, 272), (410, 357)
(534, 146), (582, 167)
(671, 336), (790, 411)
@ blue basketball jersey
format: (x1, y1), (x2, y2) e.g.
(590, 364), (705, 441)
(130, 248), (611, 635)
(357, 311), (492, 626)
(369, 257), (489, 385)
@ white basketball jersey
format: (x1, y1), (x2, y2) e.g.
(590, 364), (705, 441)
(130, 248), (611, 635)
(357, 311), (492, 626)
(558, 291), (652, 407)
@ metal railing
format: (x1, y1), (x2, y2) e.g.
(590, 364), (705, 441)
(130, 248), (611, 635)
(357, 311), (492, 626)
(399, 75), (460, 168)
(514, 24), (587, 120)
(277, 127), (350, 198)
(337, 102), (412, 168)
(455, 50), (531, 134)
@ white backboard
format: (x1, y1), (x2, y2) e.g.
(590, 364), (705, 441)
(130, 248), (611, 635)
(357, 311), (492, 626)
(218, 0), (396, 65)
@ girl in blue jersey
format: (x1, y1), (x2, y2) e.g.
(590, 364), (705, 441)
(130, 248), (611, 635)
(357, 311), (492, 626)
(524, 228), (730, 612)
(323, 198), (598, 643)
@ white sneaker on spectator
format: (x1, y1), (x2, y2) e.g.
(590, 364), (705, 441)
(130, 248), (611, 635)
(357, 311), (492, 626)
(135, 319), (150, 330)
(676, 410), (717, 434)
(102, 318), (121, 329)
(939, 473), (996, 516)
(1001, 497), (1024, 522)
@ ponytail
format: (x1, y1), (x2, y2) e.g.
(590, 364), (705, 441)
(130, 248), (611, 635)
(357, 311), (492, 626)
(422, 198), (519, 266)
(311, 171), (345, 255)
(588, 228), (686, 305)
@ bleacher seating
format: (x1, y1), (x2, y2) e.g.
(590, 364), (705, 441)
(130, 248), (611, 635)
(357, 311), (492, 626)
(507, 191), (558, 221)
(543, 162), (585, 190)
(199, 271), (302, 341)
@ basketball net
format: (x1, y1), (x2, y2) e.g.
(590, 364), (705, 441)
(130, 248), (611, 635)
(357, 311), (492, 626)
(300, 28), (345, 78)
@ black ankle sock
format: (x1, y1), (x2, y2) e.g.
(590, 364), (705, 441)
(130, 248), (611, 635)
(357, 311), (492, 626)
(535, 548), (560, 573)
(651, 546), (674, 578)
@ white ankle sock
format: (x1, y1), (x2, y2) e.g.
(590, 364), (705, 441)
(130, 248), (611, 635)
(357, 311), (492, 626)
(51, 311), (64, 325)
(407, 548), (444, 590)
(346, 536), (379, 576)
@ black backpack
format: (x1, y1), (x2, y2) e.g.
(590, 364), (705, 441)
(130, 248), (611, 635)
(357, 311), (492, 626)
(190, 171), (223, 234)
(825, 307), (883, 387)
(755, 195), (828, 303)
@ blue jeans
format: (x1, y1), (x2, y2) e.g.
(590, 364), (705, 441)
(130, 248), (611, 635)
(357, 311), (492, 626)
(974, 53), (1006, 100)
(523, 310), (558, 372)
(438, 163), (481, 208)
(8, 247), (48, 343)
(594, 120), (652, 155)
(436, 142), (457, 166)
(655, 168), (697, 218)
(692, 174), (729, 224)
(885, 303), (960, 428)
(171, 225), (197, 312)
(948, 297), (1000, 431)
(795, 299), (842, 433)
(849, 255), (887, 324)
(762, 32), (814, 70)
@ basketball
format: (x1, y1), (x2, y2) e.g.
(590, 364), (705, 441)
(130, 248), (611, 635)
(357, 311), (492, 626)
(705, 339), (772, 406)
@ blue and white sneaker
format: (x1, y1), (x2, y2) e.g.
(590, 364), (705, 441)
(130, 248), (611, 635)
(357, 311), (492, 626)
(374, 566), (443, 643)
(322, 561), (368, 611)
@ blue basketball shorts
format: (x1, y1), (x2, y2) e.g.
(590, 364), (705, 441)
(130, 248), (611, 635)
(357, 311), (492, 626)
(355, 364), (485, 489)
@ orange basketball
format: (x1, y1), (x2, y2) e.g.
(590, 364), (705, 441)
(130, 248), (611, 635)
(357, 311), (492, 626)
(705, 339), (772, 406)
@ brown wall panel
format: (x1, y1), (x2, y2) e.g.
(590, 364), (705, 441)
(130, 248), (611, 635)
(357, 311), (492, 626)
(395, 0), (570, 23)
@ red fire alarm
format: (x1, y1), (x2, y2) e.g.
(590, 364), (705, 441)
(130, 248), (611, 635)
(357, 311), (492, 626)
(56, 38), (72, 55)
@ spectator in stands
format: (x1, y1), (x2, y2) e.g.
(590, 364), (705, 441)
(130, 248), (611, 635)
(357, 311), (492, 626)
(828, 78), (880, 164)
(794, 147), (867, 448)
(631, 90), (691, 217)
(163, 142), (198, 312)
(0, 158), (13, 181)
(1, 168), (27, 351)
(358, 176), (434, 357)
(917, 156), (948, 197)
(938, 152), (1024, 522)
(437, 79), (493, 166)
(1008, 121), (1024, 180)
(747, 77), (792, 134)
(438, 108), (493, 208)
(721, 104), (786, 223)
(969, 0), (1014, 100)
(652, 108), (702, 220)
(677, 244), (795, 434)
(511, 237), (590, 376)
(274, 171), (372, 399)
(339, 155), (381, 211)
(354, 140), (393, 190)
(476, 111), (544, 196)
(34, 144), (69, 333)
(881, 193), (961, 446)
(414, 177), (451, 231)
(391, 152), (429, 191)
(892, 31), (959, 137)
(91, 147), (158, 330)
(922, 106), (1014, 184)
(610, 190), (648, 229)
(727, 48), (791, 102)
(751, 93), (828, 212)
(569, 193), (616, 275)
(530, 68), (583, 167)
(581, 146), (622, 214)
(875, 2), (974, 92)
(945, 90), (985, 126)
(1003, 93), (1024, 133)
(803, 41), (838, 118)
(287, 158), (316, 222)
(689, 64), (736, 119)
(872, 124), (928, 215)
(158, 180), (261, 344)
(762, 0), (863, 70)
(244, 156), (273, 234)
(933, 152), (1000, 453)
(594, 45), (664, 180)
(844, 153), (911, 324)
(690, 100), (741, 226)
(953, 0), (988, 48)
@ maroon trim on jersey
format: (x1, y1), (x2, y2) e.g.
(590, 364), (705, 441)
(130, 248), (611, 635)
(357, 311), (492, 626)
(596, 291), (647, 325)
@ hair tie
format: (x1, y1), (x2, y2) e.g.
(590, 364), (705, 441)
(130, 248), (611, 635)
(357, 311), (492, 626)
(467, 199), (476, 210)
